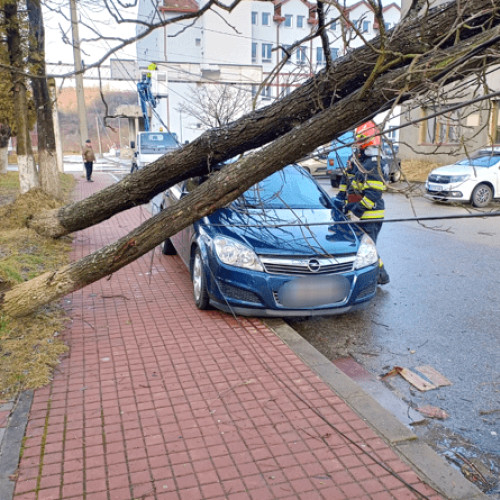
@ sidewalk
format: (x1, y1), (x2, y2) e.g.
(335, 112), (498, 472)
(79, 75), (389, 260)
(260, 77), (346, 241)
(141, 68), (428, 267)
(1, 173), (484, 500)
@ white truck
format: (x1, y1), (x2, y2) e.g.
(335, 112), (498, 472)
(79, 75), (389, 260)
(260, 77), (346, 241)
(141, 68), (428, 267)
(130, 130), (179, 172)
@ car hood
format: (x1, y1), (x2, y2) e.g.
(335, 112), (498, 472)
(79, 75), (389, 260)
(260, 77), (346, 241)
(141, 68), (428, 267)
(206, 208), (360, 256)
(430, 164), (481, 176)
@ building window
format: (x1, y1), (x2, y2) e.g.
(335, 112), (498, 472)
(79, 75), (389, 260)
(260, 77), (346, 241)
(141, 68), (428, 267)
(282, 45), (292, 62)
(384, 22), (391, 30)
(261, 85), (272, 100)
(362, 20), (370, 32)
(252, 42), (257, 63)
(195, 38), (201, 46)
(316, 47), (325, 65)
(251, 85), (258, 97)
(262, 12), (270, 25)
(330, 19), (337, 31)
(251, 11), (258, 25)
(494, 102), (500, 144)
(331, 47), (339, 59)
(262, 43), (273, 63)
(296, 46), (307, 65)
(284, 14), (293, 27)
(297, 15), (305, 28)
(422, 107), (462, 144)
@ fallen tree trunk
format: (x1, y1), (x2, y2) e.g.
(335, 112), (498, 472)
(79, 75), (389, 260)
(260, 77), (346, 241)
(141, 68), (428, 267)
(27, 0), (499, 238)
(4, 26), (499, 318)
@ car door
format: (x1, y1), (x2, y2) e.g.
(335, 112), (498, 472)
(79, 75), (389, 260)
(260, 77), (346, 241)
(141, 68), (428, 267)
(163, 183), (191, 266)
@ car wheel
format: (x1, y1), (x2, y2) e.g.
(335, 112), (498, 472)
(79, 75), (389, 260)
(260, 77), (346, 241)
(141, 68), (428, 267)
(191, 248), (210, 310)
(330, 177), (340, 188)
(390, 169), (401, 183)
(471, 183), (493, 208)
(162, 238), (177, 255)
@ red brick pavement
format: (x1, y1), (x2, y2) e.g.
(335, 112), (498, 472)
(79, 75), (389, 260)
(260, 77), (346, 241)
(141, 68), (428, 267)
(13, 173), (443, 499)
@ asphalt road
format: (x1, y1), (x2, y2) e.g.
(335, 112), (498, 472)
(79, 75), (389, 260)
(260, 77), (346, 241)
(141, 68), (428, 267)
(289, 178), (500, 494)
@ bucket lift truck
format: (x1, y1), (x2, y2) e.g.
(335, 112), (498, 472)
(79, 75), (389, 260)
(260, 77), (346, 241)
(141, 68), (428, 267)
(131, 66), (179, 172)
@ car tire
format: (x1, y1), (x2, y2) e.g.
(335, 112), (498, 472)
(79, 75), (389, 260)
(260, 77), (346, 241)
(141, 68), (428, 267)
(330, 177), (340, 188)
(162, 238), (177, 255)
(191, 248), (210, 310)
(471, 183), (493, 208)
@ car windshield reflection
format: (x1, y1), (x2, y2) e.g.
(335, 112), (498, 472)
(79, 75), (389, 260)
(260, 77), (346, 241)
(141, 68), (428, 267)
(235, 166), (333, 209)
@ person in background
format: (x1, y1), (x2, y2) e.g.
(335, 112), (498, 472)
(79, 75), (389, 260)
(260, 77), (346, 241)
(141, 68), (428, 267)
(82, 139), (95, 182)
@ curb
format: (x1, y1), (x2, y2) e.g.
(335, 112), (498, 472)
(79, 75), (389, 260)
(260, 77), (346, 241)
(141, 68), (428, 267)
(0, 391), (33, 500)
(264, 318), (487, 500)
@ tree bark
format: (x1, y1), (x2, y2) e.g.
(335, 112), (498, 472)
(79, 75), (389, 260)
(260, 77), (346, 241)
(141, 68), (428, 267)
(5, 0), (39, 194)
(27, 0), (499, 238)
(3, 26), (499, 318)
(27, 0), (61, 199)
(0, 124), (10, 174)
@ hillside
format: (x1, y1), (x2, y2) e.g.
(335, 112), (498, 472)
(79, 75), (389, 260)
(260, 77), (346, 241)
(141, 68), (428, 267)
(56, 87), (137, 153)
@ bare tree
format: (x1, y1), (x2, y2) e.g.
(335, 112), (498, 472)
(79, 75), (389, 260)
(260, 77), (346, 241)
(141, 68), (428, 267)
(4, 0), (39, 193)
(27, 0), (61, 198)
(178, 83), (255, 130)
(2, 0), (500, 317)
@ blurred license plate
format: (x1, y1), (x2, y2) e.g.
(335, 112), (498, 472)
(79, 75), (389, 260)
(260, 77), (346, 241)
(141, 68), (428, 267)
(278, 275), (349, 308)
(428, 183), (444, 192)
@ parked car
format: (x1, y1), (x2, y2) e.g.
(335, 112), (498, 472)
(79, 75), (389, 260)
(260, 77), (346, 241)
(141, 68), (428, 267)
(326, 131), (355, 187)
(153, 164), (380, 317)
(425, 147), (500, 208)
(327, 132), (401, 187)
(297, 156), (328, 177)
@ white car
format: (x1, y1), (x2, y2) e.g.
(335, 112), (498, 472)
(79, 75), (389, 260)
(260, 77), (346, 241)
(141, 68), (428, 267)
(425, 147), (500, 207)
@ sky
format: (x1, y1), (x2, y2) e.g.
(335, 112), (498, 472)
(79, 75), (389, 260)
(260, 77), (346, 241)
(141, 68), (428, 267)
(43, 0), (138, 69)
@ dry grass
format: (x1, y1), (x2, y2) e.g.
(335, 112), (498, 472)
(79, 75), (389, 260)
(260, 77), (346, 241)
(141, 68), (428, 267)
(0, 172), (75, 399)
(401, 159), (443, 182)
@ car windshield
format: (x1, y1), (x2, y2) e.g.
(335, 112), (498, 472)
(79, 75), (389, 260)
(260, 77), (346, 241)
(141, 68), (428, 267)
(236, 165), (332, 209)
(456, 152), (500, 168)
(140, 133), (177, 153)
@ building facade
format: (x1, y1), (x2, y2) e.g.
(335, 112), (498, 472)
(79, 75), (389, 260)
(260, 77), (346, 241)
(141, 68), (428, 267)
(136, 0), (400, 142)
(398, 0), (500, 163)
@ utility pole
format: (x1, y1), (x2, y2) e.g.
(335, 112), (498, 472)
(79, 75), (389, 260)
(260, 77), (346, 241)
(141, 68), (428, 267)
(69, 0), (88, 153)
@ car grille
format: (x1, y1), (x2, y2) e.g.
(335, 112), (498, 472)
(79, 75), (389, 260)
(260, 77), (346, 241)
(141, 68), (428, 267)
(260, 255), (355, 275)
(428, 174), (451, 184)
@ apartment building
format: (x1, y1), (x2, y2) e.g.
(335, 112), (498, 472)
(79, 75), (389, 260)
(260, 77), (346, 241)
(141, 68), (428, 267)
(136, 0), (400, 142)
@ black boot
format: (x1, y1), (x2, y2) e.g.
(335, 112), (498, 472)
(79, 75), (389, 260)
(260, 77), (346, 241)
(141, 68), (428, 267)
(378, 265), (390, 285)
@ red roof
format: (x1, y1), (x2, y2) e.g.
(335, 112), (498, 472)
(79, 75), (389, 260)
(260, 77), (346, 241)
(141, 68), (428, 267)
(160, 0), (199, 13)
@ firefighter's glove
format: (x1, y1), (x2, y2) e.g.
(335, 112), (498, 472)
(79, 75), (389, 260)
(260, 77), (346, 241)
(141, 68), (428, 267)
(345, 202), (364, 218)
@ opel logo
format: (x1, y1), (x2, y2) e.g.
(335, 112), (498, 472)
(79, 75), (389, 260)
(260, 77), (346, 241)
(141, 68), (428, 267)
(307, 259), (321, 272)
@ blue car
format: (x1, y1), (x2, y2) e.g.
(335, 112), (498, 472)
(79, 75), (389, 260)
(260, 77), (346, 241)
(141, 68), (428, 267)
(155, 164), (379, 317)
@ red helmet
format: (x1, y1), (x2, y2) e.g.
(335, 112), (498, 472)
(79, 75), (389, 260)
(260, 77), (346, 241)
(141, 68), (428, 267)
(355, 121), (381, 149)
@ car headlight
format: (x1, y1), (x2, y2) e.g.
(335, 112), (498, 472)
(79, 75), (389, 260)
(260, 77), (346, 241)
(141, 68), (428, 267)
(353, 234), (378, 270)
(214, 237), (264, 272)
(448, 174), (470, 183)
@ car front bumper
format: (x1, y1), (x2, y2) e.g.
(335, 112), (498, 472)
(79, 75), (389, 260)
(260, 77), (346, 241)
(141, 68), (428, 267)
(205, 260), (379, 317)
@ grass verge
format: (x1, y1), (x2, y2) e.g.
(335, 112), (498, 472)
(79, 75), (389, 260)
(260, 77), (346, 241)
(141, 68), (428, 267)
(0, 172), (76, 399)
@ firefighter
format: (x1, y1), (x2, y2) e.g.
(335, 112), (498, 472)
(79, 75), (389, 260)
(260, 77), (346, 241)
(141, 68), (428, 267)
(333, 121), (390, 285)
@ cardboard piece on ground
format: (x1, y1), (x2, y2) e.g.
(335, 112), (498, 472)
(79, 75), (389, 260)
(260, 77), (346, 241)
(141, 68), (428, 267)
(415, 365), (452, 387)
